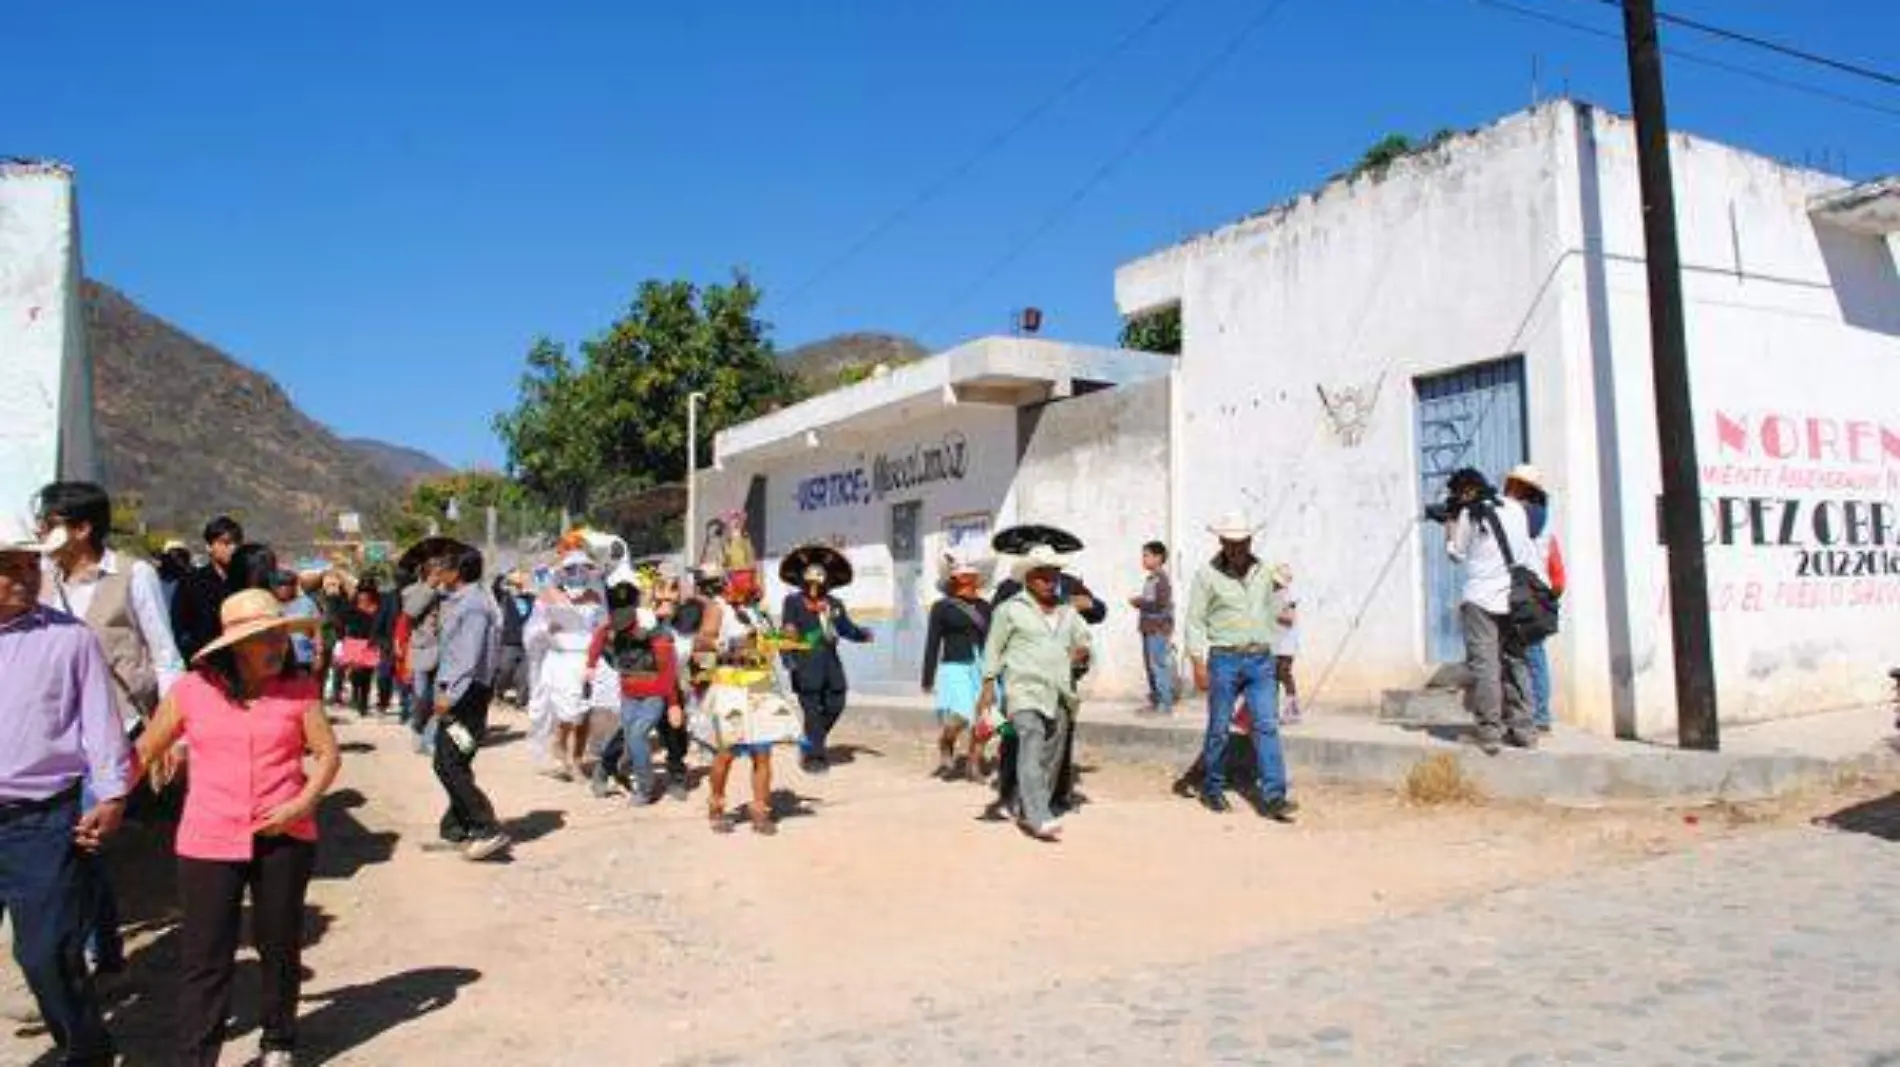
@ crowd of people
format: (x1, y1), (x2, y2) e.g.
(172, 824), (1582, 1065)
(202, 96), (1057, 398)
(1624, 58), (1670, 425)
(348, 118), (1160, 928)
(2, 467), (1562, 1065)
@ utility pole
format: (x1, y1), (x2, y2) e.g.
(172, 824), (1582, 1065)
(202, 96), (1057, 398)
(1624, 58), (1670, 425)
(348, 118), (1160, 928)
(686, 391), (707, 567)
(1622, 0), (1719, 750)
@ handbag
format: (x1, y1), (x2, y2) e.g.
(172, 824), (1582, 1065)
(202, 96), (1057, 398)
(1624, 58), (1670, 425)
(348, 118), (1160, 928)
(1479, 505), (1560, 643)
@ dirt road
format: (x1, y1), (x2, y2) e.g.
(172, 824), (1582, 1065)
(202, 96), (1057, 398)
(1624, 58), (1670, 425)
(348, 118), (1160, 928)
(1, 707), (1781, 1065)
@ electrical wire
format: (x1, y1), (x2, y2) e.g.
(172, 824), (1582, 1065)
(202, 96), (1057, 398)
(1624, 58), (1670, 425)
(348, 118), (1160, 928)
(1477, 0), (1900, 121)
(775, 0), (1195, 311)
(1572, 0), (1900, 90)
(919, 0), (1299, 336)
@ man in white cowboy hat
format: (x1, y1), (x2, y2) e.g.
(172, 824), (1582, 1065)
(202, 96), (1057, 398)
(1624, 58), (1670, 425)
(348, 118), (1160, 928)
(974, 545), (1093, 842)
(1502, 463), (1564, 732)
(1184, 511), (1297, 820)
(0, 512), (129, 1064)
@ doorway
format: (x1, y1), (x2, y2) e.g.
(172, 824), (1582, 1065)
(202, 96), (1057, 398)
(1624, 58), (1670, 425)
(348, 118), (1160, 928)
(1414, 357), (1528, 663)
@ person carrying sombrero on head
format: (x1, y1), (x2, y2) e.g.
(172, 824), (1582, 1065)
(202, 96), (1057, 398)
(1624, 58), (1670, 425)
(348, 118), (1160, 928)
(777, 545), (873, 776)
(973, 543), (1093, 843)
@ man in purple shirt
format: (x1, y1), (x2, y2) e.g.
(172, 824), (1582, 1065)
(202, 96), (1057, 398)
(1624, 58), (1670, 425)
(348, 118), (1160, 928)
(0, 513), (129, 1066)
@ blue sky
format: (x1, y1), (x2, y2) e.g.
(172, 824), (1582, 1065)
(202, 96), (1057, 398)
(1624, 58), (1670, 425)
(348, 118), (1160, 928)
(11, 0), (1897, 468)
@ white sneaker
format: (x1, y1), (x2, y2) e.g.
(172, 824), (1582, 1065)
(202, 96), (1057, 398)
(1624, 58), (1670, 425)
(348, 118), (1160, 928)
(462, 832), (511, 861)
(261, 1050), (296, 1067)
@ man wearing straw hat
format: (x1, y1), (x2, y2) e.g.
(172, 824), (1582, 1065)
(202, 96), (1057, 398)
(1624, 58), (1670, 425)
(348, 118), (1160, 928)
(1184, 512), (1298, 821)
(974, 545), (1093, 842)
(0, 512), (129, 1065)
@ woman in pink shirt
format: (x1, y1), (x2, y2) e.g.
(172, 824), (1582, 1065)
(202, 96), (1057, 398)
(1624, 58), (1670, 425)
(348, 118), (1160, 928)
(134, 588), (341, 1067)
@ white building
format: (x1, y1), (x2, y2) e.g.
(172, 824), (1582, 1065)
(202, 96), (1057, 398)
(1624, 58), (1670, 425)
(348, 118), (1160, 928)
(1116, 100), (1900, 739)
(0, 160), (97, 511)
(704, 100), (1900, 737)
(702, 337), (1173, 699)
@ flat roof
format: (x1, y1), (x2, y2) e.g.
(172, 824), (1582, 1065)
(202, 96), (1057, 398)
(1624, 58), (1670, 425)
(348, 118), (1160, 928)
(1809, 176), (1900, 236)
(714, 335), (1170, 464)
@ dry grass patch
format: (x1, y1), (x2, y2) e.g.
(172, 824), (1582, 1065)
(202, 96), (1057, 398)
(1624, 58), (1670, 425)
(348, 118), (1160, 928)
(1404, 753), (1483, 806)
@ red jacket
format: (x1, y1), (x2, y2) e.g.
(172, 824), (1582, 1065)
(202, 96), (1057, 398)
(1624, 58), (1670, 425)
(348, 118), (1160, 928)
(586, 625), (680, 702)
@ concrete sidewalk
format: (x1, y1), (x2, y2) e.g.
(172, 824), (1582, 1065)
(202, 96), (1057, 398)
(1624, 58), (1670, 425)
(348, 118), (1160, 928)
(845, 693), (1900, 804)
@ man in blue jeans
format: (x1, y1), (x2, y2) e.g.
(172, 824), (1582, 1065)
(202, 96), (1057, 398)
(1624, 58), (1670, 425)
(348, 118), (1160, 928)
(1184, 512), (1297, 821)
(0, 513), (131, 1065)
(1129, 540), (1177, 715)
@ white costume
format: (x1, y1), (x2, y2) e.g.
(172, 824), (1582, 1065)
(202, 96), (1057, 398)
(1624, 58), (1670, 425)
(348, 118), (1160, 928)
(524, 560), (607, 761)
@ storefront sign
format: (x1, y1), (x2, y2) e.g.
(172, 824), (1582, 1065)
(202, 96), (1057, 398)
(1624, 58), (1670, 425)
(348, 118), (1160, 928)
(794, 432), (971, 512)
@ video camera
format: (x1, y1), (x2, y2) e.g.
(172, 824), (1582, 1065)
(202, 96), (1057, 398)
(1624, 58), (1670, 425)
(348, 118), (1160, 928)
(1423, 469), (1498, 524)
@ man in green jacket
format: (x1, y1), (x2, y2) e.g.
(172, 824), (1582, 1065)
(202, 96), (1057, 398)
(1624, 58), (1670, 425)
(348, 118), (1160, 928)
(1184, 512), (1298, 821)
(975, 546), (1092, 842)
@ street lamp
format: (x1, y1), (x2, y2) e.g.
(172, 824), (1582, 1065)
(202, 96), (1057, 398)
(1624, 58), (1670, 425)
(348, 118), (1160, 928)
(686, 391), (707, 565)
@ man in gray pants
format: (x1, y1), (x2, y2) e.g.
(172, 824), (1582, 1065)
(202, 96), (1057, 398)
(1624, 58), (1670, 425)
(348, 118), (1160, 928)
(974, 546), (1093, 843)
(1443, 467), (1537, 754)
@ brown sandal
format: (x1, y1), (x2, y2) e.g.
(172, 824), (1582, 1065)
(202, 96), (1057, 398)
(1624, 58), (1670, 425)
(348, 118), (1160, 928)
(709, 802), (733, 834)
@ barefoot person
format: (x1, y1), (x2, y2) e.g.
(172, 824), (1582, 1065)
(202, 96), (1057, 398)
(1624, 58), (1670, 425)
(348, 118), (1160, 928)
(131, 588), (341, 1067)
(974, 545), (1092, 842)
(0, 513), (129, 1067)
(922, 556), (990, 780)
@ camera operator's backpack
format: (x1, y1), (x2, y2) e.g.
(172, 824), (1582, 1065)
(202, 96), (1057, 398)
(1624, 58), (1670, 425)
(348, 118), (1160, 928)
(1478, 505), (1561, 643)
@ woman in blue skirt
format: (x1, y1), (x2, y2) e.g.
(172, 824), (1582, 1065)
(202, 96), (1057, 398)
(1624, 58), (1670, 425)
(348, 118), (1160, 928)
(922, 557), (991, 780)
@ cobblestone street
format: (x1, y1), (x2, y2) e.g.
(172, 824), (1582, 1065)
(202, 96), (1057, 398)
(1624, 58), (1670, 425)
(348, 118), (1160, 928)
(711, 820), (1900, 1066)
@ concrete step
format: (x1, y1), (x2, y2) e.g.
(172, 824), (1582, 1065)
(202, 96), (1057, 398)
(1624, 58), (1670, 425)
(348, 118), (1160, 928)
(1378, 687), (1469, 726)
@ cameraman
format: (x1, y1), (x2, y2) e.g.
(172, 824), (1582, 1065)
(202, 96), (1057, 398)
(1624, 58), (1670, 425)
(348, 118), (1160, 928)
(1439, 467), (1537, 753)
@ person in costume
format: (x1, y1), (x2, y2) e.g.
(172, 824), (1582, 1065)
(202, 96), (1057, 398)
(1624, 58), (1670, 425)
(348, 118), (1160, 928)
(778, 546), (873, 775)
(524, 551), (605, 781)
(693, 566), (792, 834)
(584, 583), (683, 805)
(922, 556), (990, 780)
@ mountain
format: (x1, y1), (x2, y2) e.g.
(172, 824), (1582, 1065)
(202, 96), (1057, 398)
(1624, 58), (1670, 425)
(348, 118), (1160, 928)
(780, 332), (929, 395)
(86, 280), (407, 544)
(345, 438), (452, 483)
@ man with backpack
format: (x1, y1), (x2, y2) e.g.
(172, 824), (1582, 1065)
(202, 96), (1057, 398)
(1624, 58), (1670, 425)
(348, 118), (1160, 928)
(1440, 467), (1539, 754)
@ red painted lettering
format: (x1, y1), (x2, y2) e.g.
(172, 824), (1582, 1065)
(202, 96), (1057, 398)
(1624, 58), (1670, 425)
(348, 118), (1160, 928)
(1847, 421), (1876, 463)
(1762, 415), (1799, 459)
(1808, 418), (1841, 461)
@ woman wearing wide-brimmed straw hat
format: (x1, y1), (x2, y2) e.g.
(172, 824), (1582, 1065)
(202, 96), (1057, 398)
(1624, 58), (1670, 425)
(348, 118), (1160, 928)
(130, 588), (341, 1067)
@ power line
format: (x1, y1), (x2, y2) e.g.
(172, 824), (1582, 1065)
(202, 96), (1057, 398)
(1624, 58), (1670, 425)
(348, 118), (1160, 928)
(1476, 0), (1900, 121)
(1569, 0), (1900, 89)
(776, 0), (1194, 311)
(922, 0), (1298, 336)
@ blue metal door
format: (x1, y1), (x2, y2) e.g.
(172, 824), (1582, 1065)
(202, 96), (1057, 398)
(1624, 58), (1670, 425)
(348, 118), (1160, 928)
(1415, 358), (1528, 663)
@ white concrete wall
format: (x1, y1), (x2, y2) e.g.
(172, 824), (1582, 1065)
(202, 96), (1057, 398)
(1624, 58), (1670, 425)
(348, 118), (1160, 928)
(1116, 99), (1900, 737)
(1117, 106), (1577, 715)
(698, 403), (1020, 693)
(1579, 110), (1900, 735)
(0, 161), (96, 513)
(1008, 378), (1173, 701)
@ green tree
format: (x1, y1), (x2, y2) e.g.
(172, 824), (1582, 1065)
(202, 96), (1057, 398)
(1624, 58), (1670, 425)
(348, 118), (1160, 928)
(374, 470), (560, 549)
(494, 272), (801, 519)
(1119, 304), (1181, 355)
